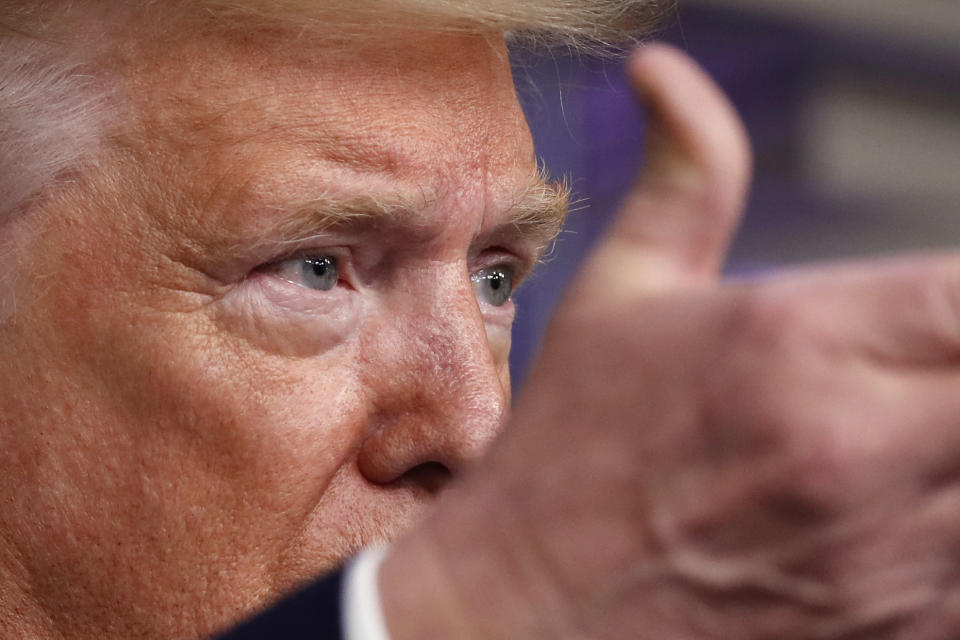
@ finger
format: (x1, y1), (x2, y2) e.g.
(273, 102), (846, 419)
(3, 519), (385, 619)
(582, 43), (752, 299)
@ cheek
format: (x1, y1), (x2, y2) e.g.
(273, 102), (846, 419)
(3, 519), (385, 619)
(2, 256), (372, 631)
(54, 287), (368, 527)
(102, 324), (371, 582)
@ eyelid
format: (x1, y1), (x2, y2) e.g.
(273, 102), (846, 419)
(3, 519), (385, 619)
(473, 227), (547, 271)
(470, 249), (530, 291)
(258, 246), (356, 288)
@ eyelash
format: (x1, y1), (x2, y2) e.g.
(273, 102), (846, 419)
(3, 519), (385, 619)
(258, 248), (350, 287)
(474, 249), (531, 288)
(258, 246), (530, 295)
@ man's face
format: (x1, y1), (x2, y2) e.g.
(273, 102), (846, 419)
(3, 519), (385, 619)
(0, 22), (562, 638)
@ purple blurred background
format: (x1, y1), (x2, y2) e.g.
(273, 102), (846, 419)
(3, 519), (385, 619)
(509, 1), (960, 387)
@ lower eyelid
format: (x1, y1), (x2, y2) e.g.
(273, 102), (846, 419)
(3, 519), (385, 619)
(480, 300), (516, 328)
(248, 270), (351, 314)
(216, 271), (359, 356)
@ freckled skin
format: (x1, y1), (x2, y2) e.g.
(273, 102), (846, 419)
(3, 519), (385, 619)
(0, 24), (536, 640)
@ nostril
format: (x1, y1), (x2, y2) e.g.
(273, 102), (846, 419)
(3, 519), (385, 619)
(400, 461), (453, 495)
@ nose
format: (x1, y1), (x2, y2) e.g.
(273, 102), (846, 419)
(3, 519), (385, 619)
(356, 277), (509, 492)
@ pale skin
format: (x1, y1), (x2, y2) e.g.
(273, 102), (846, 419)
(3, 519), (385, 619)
(3, 11), (960, 640)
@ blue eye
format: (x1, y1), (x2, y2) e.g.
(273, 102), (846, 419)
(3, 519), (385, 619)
(273, 255), (339, 291)
(300, 256), (338, 290)
(471, 267), (513, 307)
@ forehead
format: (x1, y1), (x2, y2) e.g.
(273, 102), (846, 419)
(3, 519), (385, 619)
(114, 24), (537, 232)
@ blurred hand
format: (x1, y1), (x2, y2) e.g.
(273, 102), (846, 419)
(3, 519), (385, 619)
(381, 44), (960, 640)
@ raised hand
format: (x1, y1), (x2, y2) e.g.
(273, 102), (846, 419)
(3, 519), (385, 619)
(381, 45), (960, 640)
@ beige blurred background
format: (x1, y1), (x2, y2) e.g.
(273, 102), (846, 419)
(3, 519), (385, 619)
(689, 0), (960, 265)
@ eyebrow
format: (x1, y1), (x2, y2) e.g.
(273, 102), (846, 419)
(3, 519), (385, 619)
(261, 166), (570, 255)
(507, 166), (571, 255)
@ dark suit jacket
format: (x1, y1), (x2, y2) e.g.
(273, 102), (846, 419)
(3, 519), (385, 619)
(215, 570), (344, 639)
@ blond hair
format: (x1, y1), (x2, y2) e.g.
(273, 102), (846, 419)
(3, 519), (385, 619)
(0, 0), (672, 220)
(198, 0), (671, 46)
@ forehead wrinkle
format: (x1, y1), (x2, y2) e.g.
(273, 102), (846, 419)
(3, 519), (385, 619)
(250, 190), (435, 252)
(243, 168), (566, 261)
(155, 88), (412, 179)
(120, 29), (543, 255)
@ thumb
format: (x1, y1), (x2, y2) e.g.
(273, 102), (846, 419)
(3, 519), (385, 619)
(580, 43), (752, 299)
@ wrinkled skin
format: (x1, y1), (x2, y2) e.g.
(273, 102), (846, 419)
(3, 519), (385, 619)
(0, 22), (554, 640)
(4, 9), (960, 640)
